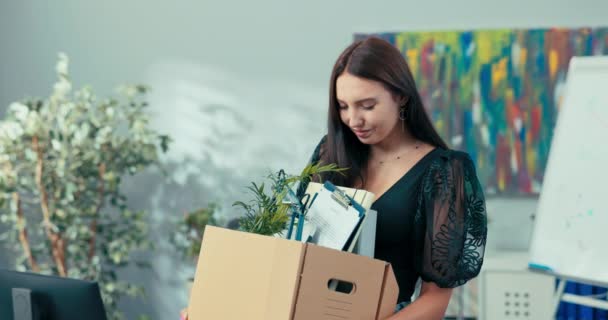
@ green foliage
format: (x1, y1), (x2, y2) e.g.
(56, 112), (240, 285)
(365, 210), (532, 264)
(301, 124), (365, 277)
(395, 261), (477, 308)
(0, 53), (170, 320)
(171, 204), (218, 259)
(234, 162), (346, 236)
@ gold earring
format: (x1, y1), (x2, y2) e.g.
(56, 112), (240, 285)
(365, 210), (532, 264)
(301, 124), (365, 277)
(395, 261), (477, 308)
(399, 107), (407, 120)
(400, 107), (407, 132)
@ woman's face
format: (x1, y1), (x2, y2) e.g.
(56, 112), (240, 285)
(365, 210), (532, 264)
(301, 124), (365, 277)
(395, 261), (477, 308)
(336, 72), (403, 145)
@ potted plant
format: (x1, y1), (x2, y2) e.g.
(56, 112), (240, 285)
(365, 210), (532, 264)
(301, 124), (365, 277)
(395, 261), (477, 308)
(170, 203), (220, 295)
(0, 53), (170, 320)
(172, 204), (218, 260)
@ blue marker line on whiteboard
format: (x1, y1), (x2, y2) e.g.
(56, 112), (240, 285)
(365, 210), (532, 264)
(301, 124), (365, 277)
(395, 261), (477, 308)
(528, 262), (553, 272)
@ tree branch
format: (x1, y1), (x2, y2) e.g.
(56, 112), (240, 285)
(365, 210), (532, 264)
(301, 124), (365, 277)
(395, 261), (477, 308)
(89, 162), (105, 261)
(33, 135), (67, 277)
(13, 192), (40, 272)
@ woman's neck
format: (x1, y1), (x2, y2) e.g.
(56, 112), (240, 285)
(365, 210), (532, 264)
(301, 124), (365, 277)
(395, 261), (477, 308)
(369, 128), (417, 159)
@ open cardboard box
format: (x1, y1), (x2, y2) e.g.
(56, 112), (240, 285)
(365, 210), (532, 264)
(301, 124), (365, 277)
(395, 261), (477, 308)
(188, 226), (398, 320)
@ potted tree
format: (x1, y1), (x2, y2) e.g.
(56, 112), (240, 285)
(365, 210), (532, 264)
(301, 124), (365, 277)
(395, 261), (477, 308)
(0, 53), (170, 320)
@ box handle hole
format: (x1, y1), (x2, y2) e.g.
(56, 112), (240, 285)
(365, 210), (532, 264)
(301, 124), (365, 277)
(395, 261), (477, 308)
(327, 279), (356, 294)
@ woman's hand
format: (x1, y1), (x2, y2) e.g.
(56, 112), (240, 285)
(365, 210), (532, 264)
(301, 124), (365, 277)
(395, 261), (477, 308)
(180, 308), (188, 320)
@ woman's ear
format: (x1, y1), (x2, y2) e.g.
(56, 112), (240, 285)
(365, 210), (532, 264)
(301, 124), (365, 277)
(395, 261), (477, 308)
(399, 95), (409, 106)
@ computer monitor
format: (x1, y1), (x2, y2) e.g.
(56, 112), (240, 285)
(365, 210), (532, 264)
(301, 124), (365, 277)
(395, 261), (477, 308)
(0, 269), (107, 320)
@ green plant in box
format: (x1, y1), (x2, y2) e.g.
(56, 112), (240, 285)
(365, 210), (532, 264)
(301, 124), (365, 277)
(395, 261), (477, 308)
(234, 162), (346, 236)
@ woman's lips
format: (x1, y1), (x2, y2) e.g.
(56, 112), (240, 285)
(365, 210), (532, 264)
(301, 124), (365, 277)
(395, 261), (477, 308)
(353, 129), (372, 138)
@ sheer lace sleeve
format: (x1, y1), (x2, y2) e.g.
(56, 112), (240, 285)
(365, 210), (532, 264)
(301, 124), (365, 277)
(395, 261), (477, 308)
(414, 150), (487, 288)
(295, 135), (327, 199)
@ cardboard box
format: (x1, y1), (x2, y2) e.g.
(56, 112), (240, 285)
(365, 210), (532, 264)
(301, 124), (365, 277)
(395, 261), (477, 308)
(188, 226), (398, 320)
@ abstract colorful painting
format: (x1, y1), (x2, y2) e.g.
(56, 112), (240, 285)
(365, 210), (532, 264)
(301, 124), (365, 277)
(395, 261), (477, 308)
(356, 28), (608, 195)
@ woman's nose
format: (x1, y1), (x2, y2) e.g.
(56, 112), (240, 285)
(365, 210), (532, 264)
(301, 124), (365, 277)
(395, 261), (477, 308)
(348, 110), (364, 127)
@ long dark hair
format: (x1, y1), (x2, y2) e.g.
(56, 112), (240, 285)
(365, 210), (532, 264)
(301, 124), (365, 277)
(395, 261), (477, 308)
(321, 37), (448, 187)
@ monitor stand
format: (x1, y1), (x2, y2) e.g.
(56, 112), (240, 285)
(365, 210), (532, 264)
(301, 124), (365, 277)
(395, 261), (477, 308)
(12, 288), (43, 320)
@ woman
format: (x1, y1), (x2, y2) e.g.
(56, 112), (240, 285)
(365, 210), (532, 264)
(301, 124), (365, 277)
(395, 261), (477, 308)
(182, 37), (487, 320)
(299, 37), (487, 319)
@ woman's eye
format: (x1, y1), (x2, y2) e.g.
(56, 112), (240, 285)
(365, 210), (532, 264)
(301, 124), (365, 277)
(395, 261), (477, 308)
(363, 104), (375, 110)
(338, 105), (348, 110)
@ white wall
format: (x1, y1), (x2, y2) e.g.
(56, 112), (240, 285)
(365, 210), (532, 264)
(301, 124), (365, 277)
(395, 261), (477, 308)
(1, 1), (606, 319)
(2, 0), (607, 109)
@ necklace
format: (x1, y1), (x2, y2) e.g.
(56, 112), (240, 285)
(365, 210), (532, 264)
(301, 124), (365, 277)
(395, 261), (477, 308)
(376, 140), (421, 165)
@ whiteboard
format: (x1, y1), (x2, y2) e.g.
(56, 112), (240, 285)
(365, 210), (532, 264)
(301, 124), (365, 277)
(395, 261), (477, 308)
(529, 56), (608, 285)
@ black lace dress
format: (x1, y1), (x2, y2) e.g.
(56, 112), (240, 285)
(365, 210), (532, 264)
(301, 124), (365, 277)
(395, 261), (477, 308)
(300, 136), (488, 303)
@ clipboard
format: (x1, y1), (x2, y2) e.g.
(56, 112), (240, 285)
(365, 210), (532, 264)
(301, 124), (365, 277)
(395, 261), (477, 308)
(304, 181), (366, 251)
(302, 182), (375, 210)
(301, 182), (376, 252)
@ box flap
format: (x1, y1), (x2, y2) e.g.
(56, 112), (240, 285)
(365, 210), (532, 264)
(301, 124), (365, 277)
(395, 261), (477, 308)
(293, 244), (388, 319)
(376, 263), (399, 319)
(188, 226), (304, 320)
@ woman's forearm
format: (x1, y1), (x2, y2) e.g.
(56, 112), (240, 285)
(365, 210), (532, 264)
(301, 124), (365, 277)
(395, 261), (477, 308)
(385, 285), (452, 320)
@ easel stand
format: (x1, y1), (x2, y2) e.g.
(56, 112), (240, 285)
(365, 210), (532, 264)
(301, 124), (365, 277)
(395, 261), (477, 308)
(552, 278), (608, 319)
